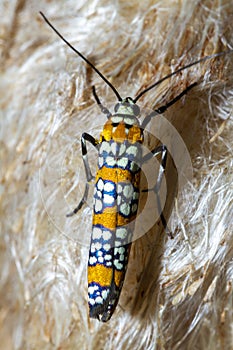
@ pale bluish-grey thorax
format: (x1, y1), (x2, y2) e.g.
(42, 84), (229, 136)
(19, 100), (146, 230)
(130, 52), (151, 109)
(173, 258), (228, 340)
(111, 97), (141, 126)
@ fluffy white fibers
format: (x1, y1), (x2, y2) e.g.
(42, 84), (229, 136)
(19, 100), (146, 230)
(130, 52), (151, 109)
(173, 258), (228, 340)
(1, 1), (233, 349)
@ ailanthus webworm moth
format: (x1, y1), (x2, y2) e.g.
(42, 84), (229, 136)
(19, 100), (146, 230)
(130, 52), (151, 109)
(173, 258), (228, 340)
(40, 12), (233, 322)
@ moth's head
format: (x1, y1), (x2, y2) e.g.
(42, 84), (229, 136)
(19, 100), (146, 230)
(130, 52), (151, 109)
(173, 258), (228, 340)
(114, 97), (140, 116)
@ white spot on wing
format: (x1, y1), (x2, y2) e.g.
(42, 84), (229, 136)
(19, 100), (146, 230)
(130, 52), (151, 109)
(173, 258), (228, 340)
(103, 231), (111, 240)
(133, 191), (139, 199)
(95, 199), (103, 212)
(117, 157), (128, 168)
(97, 178), (104, 191)
(88, 285), (98, 294)
(117, 184), (123, 193)
(95, 296), (103, 304)
(119, 144), (126, 156)
(104, 194), (115, 205)
(92, 227), (102, 239)
(115, 247), (125, 254)
(119, 254), (125, 261)
(104, 182), (114, 192)
(117, 194), (122, 205)
(102, 290), (108, 300)
(106, 156), (116, 167)
(100, 142), (111, 154)
(120, 202), (130, 216)
(105, 254), (112, 260)
(114, 261), (123, 270)
(127, 145), (138, 156)
(103, 243), (111, 250)
(98, 256), (104, 263)
(116, 227), (127, 239)
(89, 298), (95, 305)
(111, 142), (117, 155)
(123, 184), (134, 198)
(89, 256), (97, 265)
(91, 242), (102, 250)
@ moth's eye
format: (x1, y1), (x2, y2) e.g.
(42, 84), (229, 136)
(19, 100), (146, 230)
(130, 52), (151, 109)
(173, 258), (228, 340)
(132, 104), (140, 116)
(114, 103), (121, 112)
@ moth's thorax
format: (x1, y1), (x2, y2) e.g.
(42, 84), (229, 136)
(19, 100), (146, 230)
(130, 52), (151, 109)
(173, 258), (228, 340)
(99, 98), (143, 144)
(100, 114), (143, 144)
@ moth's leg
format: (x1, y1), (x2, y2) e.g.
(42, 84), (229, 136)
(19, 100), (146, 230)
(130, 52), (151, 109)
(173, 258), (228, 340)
(142, 144), (173, 238)
(66, 132), (98, 217)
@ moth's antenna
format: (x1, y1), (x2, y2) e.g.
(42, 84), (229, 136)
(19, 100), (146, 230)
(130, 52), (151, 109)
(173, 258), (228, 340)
(39, 12), (122, 101)
(134, 49), (233, 103)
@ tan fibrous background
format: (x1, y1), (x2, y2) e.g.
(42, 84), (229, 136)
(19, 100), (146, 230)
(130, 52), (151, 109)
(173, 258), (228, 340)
(1, 0), (233, 349)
